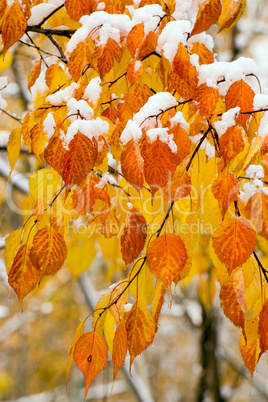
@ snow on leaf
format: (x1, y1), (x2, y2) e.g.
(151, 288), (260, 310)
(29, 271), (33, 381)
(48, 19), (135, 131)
(144, 137), (177, 197)
(127, 60), (143, 86)
(73, 331), (108, 399)
(28, 60), (42, 93)
(29, 226), (67, 277)
(219, 281), (245, 328)
(2, 1), (27, 56)
(65, 0), (97, 22)
(66, 321), (84, 387)
(218, 0), (246, 32)
(258, 299), (268, 358)
(121, 140), (144, 191)
(212, 170), (240, 219)
(121, 207), (147, 266)
(191, 0), (222, 36)
(225, 80), (254, 129)
(194, 83), (219, 118)
(124, 299), (156, 370)
(212, 216), (257, 274)
(8, 244), (41, 308)
(189, 42), (214, 65)
(112, 322), (127, 381)
(168, 124), (191, 165)
(245, 192), (268, 239)
(147, 233), (188, 291)
(218, 125), (245, 165)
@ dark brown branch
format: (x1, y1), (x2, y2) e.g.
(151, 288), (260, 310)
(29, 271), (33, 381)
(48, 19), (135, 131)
(186, 126), (212, 171)
(46, 33), (67, 63)
(0, 109), (23, 124)
(26, 26), (76, 38)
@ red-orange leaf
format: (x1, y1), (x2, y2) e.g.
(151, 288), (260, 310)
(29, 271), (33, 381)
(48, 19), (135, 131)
(147, 233), (188, 291)
(170, 43), (198, 99)
(219, 281), (245, 328)
(68, 41), (90, 81)
(212, 216), (257, 274)
(163, 166), (191, 203)
(44, 135), (67, 178)
(2, 1), (27, 56)
(127, 23), (144, 58)
(212, 171), (240, 219)
(189, 42), (214, 65)
(97, 39), (122, 77)
(138, 31), (158, 59)
(168, 124), (191, 165)
(112, 322), (128, 381)
(258, 299), (268, 355)
(194, 84), (219, 118)
(66, 321), (84, 387)
(65, 0), (97, 21)
(124, 299), (156, 369)
(191, 0), (222, 36)
(245, 191), (268, 239)
(127, 60), (143, 86)
(63, 132), (98, 185)
(28, 60), (42, 93)
(8, 244), (40, 308)
(144, 138), (177, 197)
(121, 207), (147, 265)
(219, 125), (245, 165)
(121, 140), (144, 191)
(30, 226), (67, 277)
(74, 331), (108, 399)
(225, 80), (254, 129)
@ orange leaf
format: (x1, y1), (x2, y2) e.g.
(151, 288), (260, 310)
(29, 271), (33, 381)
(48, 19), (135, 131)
(258, 299), (268, 355)
(138, 31), (158, 59)
(8, 244), (40, 308)
(30, 226), (67, 277)
(219, 281), (245, 328)
(66, 321), (84, 387)
(189, 42), (214, 65)
(144, 138), (177, 197)
(147, 233), (188, 291)
(152, 280), (166, 326)
(2, 1), (27, 56)
(168, 124), (191, 165)
(218, 125), (245, 165)
(68, 41), (90, 81)
(120, 207), (147, 265)
(74, 331), (108, 399)
(89, 209), (120, 238)
(124, 299), (156, 369)
(225, 80), (254, 129)
(112, 322), (127, 381)
(121, 140), (144, 191)
(127, 23), (144, 58)
(28, 60), (42, 93)
(218, 0), (246, 32)
(44, 135), (67, 178)
(170, 43), (198, 99)
(212, 216), (257, 274)
(45, 64), (69, 92)
(127, 60), (143, 86)
(97, 38), (122, 77)
(63, 132), (98, 185)
(212, 170), (240, 219)
(194, 84), (219, 118)
(240, 317), (259, 377)
(245, 191), (268, 239)
(163, 165), (191, 203)
(191, 0), (222, 36)
(30, 123), (47, 164)
(65, 0), (97, 21)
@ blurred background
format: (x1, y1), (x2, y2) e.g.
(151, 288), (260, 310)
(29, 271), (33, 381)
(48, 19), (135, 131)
(1, 1), (268, 401)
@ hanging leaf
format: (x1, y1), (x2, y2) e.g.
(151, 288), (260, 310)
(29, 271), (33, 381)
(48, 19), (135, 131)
(225, 80), (254, 129)
(191, 0), (222, 36)
(8, 244), (41, 308)
(194, 84), (219, 118)
(212, 216), (257, 274)
(97, 38), (122, 77)
(2, 1), (27, 56)
(112, 322), (128, 381)
(28, 60), (42, 93)
(7, 127), (21, 181)
(258, 299), (268, 355)
(4, 228), (23, 273)
(65, 0), (97, 21)
(218, 0), (246, 32)
(66, 321), (84, 387)
(68, 41), (90, 81)
(121, 207), (147, 265)
(218, 125), (245, 165)
(127, 23), (145, 58)
(212, 170), (240, 219)
(147, 233), (188, 291)
(245, 191), (268, 239)
(219, 281), (245, 328)
(240, 317), (259, 377)
(73, 331), (108, 399)
(121, 140), (144, 191)
(30, 226), (67, 277)
(127, 60), (143, 86)
(124, 299), (156, 369)
(152, 280), (166, 326)
(163, 165), (191, 203)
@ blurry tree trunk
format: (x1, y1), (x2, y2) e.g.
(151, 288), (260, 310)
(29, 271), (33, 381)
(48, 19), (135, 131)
(197, 304), (225, 402)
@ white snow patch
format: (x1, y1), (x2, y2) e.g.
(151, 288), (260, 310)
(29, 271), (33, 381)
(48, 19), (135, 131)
(67, 98), (94, 120)
(258, 113), (268, 138)
(65, 118), (109, 148)
(147, 127), (177, 153)
(189, 133), (215, 159)
(46, 82), (79, 105)
(253, 94), (268, 110)
(170, 111), (189, 131)
(158, 20), (192, 63)
(120, 120), (142, 145)
(124, 303), (133, 312)
(214, 107), (240, 137)
(95, 172), (117, 188)
(43, 113), (56, 141)
(83, 77), (102, 105)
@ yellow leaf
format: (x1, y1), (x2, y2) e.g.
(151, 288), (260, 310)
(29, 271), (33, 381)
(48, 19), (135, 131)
(104, 310), (116, 354)
(66, 321), (84, 387)
(4, 228), (23, 273)
(7, 127), (21, 182)
(129, 263), (155, 306)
